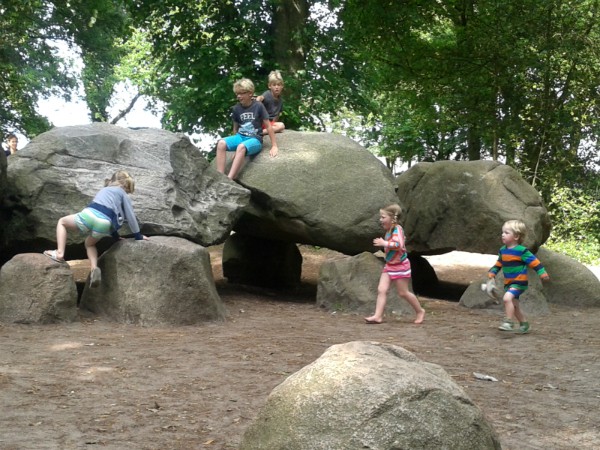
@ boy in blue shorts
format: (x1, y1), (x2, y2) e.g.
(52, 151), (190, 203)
(216, 78), (279, 180)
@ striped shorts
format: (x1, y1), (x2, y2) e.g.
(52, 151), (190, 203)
(74, 207), (113, 239)
(383, 259), (412, 280)
(505, 284), (528, 299)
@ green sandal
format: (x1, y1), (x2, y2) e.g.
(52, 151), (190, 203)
(517, 322), (530, 334)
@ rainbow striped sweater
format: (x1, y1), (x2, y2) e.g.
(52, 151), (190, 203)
(384, 225), (408, 264)
(489, 244), (549, 290)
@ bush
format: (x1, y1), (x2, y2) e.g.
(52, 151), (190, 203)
(544, 237), (600, 266)
(545, 185), (600, 265)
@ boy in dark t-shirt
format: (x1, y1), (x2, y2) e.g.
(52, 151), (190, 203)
(256, 70), (285, 135)
(215, 78), (279, 180)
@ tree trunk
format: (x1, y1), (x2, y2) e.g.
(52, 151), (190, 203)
(467, 128), (481, 160)
(271, 0), (309, 74)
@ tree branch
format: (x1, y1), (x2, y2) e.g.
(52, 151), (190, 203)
(110, 93), (142, 125)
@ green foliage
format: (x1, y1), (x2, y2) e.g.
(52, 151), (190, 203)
(545, 183), (600, 265)
(1, 0), (133, 136)
(122, 0), (368, 135)
(0, 0), (77, 138)
(62, 0), (132, 122)
(545, 238), (600, 266)
(339, 0), (600, 180)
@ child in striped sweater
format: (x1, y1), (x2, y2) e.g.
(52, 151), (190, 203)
(365, 204), (425, 325)
(489, 220), (549, 334)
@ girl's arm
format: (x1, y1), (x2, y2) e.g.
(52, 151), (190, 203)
(122, 194), (145, 240)
(374, 227), (402, 249)
(388, 226), (402, 249)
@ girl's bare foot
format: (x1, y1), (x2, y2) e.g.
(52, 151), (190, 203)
(414, 309), (425, 324)
(364, 316), (383, 324)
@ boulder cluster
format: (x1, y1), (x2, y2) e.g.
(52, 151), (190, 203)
(2, 123), (599, 448)
(1, 123), (598, 325)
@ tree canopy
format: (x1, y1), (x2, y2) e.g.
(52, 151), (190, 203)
(1, 0), (135, 139)
(2, 0), (599, 185)
(339, 0), (600, 183)
(119, 0), (366, 137)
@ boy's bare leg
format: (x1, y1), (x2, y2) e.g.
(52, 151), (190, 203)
(503, 293), (516, 321)
(513, 299), (526, 323)
(215, 140), (227, 174)
(262, 122), (285, 135)
(228, 144), (247, 180)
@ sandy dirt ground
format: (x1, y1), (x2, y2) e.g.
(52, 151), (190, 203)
(1, 246), (599, 450)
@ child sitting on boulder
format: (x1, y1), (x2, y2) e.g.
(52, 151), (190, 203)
(43, 170), (149, 288)
(489, 219), (549, 334)
(215, 78), (279, 180)
(256, 70), (285, 135)
(365, 204), (425, 325)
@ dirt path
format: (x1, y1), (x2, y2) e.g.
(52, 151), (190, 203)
(0, 247), (599, 450)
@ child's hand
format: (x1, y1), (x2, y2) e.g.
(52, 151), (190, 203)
(373, 237), (386, 248)
(256, 95), (264, 102)
(541, 274), (550, 282)
(270, 145), (279, 157)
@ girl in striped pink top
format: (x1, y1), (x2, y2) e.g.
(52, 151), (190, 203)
(365, 204), (425, 325)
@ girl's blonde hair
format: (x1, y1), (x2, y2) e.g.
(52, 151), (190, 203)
(105, 170), (135, 194)
(233, 78), (255, 94)
(381, 204), (402, 224)
(503, 219), (527, 243)
(268, 70), (284, 86)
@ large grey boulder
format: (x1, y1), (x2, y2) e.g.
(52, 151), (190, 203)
(0, 254), (78, 323)
(459, 247), (600, 310)
(460, 276), (550, 316)
(240, 341), (501, 450)
(317, 252), (414, 317)
(3, 123), (250, 261)
(233, 131), (398, 255)
(396, 161), (551, 254)
(79, 236), (225, 325)
(536, 248), (600, 307)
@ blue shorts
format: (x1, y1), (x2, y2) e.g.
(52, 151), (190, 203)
(505, 284), (527, 299)
(74, 207), (113, 239)
(222, 133), (263, 155)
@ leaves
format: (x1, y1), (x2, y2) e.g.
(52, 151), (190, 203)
(0, 0), (77, 137)
(0, 0), (133, 135)
(339, 0), (600, 173)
